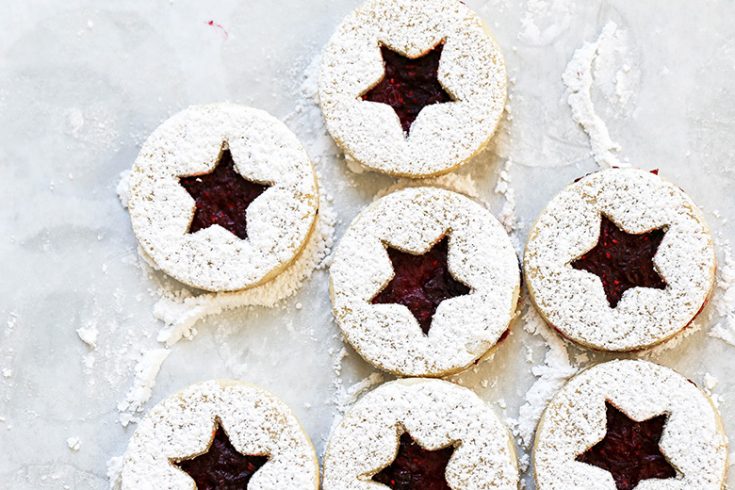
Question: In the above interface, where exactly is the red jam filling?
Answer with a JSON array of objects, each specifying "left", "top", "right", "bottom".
[
  {"left": 371, "top": 237, "right": 471, "bottom": 334},
  {"left": 571, "top": 215, "right": 667, "bottom": 307},
  {"left": 179, "top": 148, "right": 270, "bottom": 240},
  {"left": 372, "top": 433, "right": 454, "bottom": 490},
  {"left": 576, "top": 402, "right": 676, "bottom": 490},
  {"left": 175, "top": 425, "right": 268, "bottom": 490},
  {"left": 361, "top": 43, "right": 453, "bottom": 134}
]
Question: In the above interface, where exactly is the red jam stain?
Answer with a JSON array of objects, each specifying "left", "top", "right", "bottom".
[
  {"left": 175, "top": 425, "right": 268, "bottom": 490},
  {"left": 372, "top": 236, "right": 471, "bottom": 334},
  {"left": 576, "top": 402, "right": 676, "bottom": 490},
  {"left": 206, "top": 20, "right": 229, "bottom": 39},
  {"left": 179, "top": 148, "right": 270, "bottom": 240},
  {"left": 361, "top": 43, "right": 453, "bottom": 134},
  {"left": 372, "top": 433, "right": 454, "bottom": 490},
  {"left": 571, "top": 215, "right": 666, "bottom": 307}
]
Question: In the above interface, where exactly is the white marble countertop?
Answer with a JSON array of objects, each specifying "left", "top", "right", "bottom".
[{"left": 1, "top": 0, "right": 734, "bottom": 488}]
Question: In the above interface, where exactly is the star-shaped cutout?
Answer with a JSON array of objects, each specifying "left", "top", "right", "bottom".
[
  {"left": 371, "top": 236, "right": 471, "bottom": 334},
  {"left": 361, "top": 42, "right": 454, "bottom": 134},
  {"left": 576, "top": 402, "right": 677, "bottom": 490},
  {"left": 172, "top": 420, "right": 269, "bottom": 490},
  {"left": 371, "top": 432, "right": 455, "bottom": 490},
  {"left": 179, "top": 145, "right": 271, "bottom": 240},
  {"left": 571, "top": 215, "right": 667, "bottom": 307}
]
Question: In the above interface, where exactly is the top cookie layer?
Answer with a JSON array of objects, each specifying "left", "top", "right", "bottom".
[
  {"left": 121, "top": 380, "right": 319, "bottom": 490},
  {"left": 319, "top": 0, "right": 507, "bottom": 177},
  {"left": 534, "top": 360, "right": 728, "bottom": 490},
  {"left": 330, "top": 186, "right": 520, "bottom": 377},
  {"left": 129, "top": 103, "right": 319, "bottom": 292},
  {"left": 323, "top": 378, "right": 519, "bottom": 489},
  {"left": 524, "top": 168, "right": 715, "bottom": 351}
]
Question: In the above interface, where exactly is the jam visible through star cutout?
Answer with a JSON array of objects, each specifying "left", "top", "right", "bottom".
[
  {"left": 361, "top": 43, "right": 454, "bottom": 134},
  {"left": 371, "top": 236, "right": 471, "bottom": 334},
  {"left": 576, "top": 402, "right": 676, "bottom": 490},
  {"left": 372, "top": 432, "right": 454, "bottom": 490},
  {"left": 179, "top": 146, "right": 271, "bottom": 240},
  {"left": 571, "top": 215, "right": 667, "bottom": 307},
  {"left": 173, "top": 422, "right": 269, "bottom": 490}
]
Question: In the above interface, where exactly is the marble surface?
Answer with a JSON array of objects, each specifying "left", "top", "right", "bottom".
[{"left": 1, "top": 0, "right": 734, "bottom": 488}]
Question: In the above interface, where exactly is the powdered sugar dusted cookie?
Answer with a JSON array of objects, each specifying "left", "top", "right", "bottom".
[
  {"left": 129, "top": 103, "right": 319, "bottom": 292},
  {"left": 319, "top": 0, "right": 507, "bottom": 178},
  {"left": 524, "top": 168, "right": 715, "bottom": 351},
  {"left": 323, "top": 378, "right": 518, "bottom": 489},
  {"left": 121, "top": 380, "right": 319, "bottom": 490},
  {"left": 330, "top": 186, "right": 520, "bottom": 377},
  {"left": 534, "top": 360, "right": 728, "bottom": 490}
]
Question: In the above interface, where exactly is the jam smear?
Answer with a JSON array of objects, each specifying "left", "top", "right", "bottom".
[
  {"left": 180, "top": 147, "right": 270, "bottom": 240},
  {"left": 372, "top": 236, "right": 471, "bottom": 334},
  {"left": 576, "top": 402, "right": 676, "bottom": 490},
  {"left": 175, "top": 424, "right": 268, "bottom": 490},
  {"left": 361, "top": 43, "right": 453, "bottom": 134},
  {"left": 571, "top": 215, "right": 666, "bottom": 307},
  {"left": 372, "top": 433, "right": 454, "bottom": 490}
]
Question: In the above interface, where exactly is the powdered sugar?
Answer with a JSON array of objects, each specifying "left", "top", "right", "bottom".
[
  {"left": 322, "top": 378, "right": 518, "bottom": 489},
  {"left": 330, "top": 186, "right": 520, "bottom": 376},
  {"left": 562, "top": 22, "right": 631, "bottom": 168},
  {"left": 128, "top": 103, "right": 319, "bottom": 291},
  {"left": 319, "top": 0, "right": 507, "bottom": 177},
  {"left": 525, "top": 168, "right": 715, "bottom": 351},
  {"left": 534, "top": 360, "right": 728, "bottom": 489},
  {"left": 512, "top": 301, "right": 577, "bottom": 448},
  {"left": 120, "top": 380, "right": 318, "bottom": 489},
  {"left": 117, "top": 348, "right": 170, "bottom": 427},
  {"left": 710, "top": 242, "right": 735, "bottom": 346}
]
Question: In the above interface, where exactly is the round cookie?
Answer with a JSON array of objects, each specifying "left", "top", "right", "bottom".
[
  {"left": 319, "top": 0, "right": 507, "bottom": 178},
  {"left": 524, "top": 168, "right": 715, "bottom": 351},
  {"left": 534, "top": 360, "right": 728, "bottom": 490},
  {"left": 120, "top": 379, "right": 319, "bottom": 490},
  {"left": 323, "top": 378, "right": 519, "bottom": 489},
  {"left": 129, "top": 103, "right": 319, "bottom": 292},
  {"left": 330, "top": 186, "right": 520, "bottom": 377}
]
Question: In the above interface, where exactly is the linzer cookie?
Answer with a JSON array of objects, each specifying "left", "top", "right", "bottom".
[
  {"left": 534, "top": 360, "right": 728, "bottom": 490},
  {"left": 319, "top": 0, "right": 507, "bottom": 177},
  {"left": 330, "top": 186, "right": 520, "bottom": 377},
  {"left": 524, "top": 168, "right": 715, "bottom": 351},
  {"left": 120, "top": 380, "right": 319, "bottom": 490},
  {"left": 128, "top": 103, "right": 319, "bottom": 292},
  {"left": 323, "top": 378, "right": 519, "bottom": 490}
]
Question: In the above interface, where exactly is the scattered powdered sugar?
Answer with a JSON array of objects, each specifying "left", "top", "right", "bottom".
[
  {"left": 66, "top": 437, "right": 81, "bottom": 452},
  {"left": 330, "top": 186, "right": 520, "bottom": 376},
  {"left": 518, "top": 0, "right": 573, "bottom": 46},
  {"left": 494, "top": 158, "right": 520, "bottom": 234},
  {"left": 116, "top": 169, "right": 130, "bottom": 209},
  {"left": 709, "top": 242, "right": 735, "bottom": 346},
  {"left": 562, "top": 21, "right": 632, "bottom": 168},
  {"left": 107, "top": 456, "right": 123, "bottom": 490},
  {"left": 76, "top": 322, "right": 99, "bottom": 349},
  {"left": 120, "top": 380, "right": 318, "bottom": 489},
  {"left": 511, "top": 300, "right": 577, "bottom": 448},
  {"left": 117, "top": 348, "right": 170, "bottom": 427},
  {"left": 319, "top": 0, "right": 507, "bottom": 177},
  {"left": 153, "top": 192, "right": 335, "bottom": 346},
  {"left": 322, "top": 378, "right": 519, "bottom": 489},
  {"left": 534, "top": 360, "right": 728, "bottom": 489}
]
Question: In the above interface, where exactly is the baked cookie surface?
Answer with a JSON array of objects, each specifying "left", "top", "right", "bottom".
[
  {"left": 120, "top": 379, "right": 319, "bottom": 490},
  {"left": 319, "top": 0, "right": 507, "bottom": 177},
  {"left": 323, "top": 378, "right": 519, "bottom": 490},
  {"left": 129, "top": 103, "right": 319, "bottom": 292},
  {"left": 524, "top": 168, "right": 715, "bottom": 351},
  {"left": 330, "top": 186, "right": 520, "bottom": 377},
  {"left": 534, "top": 360, "right": 728, "bottom": 490}
]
